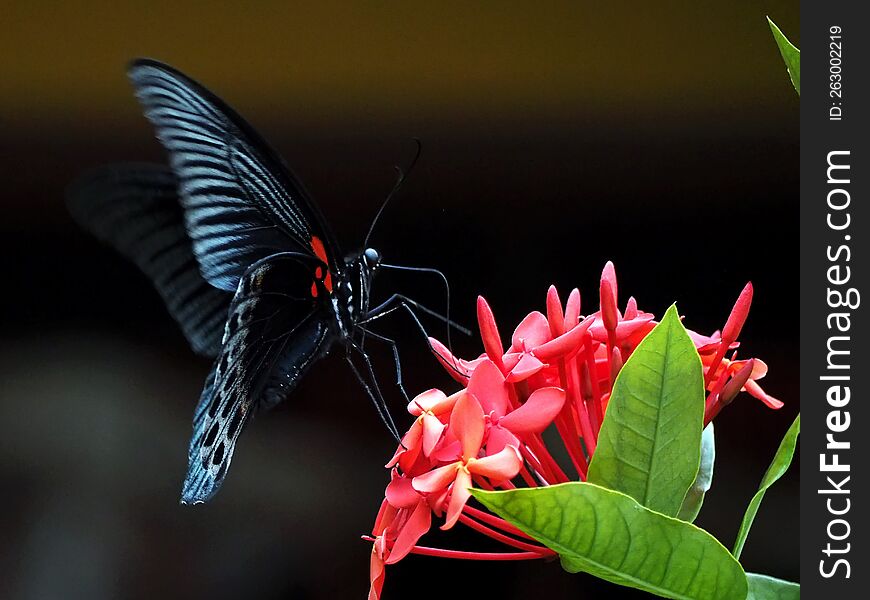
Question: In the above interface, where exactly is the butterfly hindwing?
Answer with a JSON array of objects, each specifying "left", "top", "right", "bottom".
[
  {"left": 181, "top": 252, "right": 335, "bottom": 504},
  {"left": 128, "top": 59, "right": 343, "bottom": 293},
  {"left": 66, "top": 163, "right": 232, "bottom": 357}
]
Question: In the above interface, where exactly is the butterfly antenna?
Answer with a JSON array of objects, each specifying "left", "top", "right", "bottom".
[{"left": 363, "top": 138, "right": 422, "bottom": 249}]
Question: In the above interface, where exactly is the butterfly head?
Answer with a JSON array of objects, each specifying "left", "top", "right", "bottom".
[{"left": 363, "top": 247, "right": 382, "bottom": 271}]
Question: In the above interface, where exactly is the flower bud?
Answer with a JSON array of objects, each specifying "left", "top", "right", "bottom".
[
  {"left": 722, "top": 282, "right": 753, "bottom": 343},
  {"left": 476, "top": 296, "right": 504, "bottom": 369}
]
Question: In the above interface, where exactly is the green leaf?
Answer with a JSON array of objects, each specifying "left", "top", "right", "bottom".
[
  {"left": 588, "top": 304, "right": 705, "bottom": 516},
  {"left": 472, "top": 483, "right": 747, "bottom": 600},
  {"left": 746, "top": 573, "right": 800, "bottom": 600},
  {"left": 768, "top": 17, "right": 800, "bottom": 95},
  {"left": 733, "top": 415, "right": 800, "bottom": 558},
  {"left": 678, "top": 423, "right": 716, "bottom": 522}
]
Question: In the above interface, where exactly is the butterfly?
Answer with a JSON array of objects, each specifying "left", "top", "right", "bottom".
[{"left": 67, "top": 59, "right": 454, "bottom": 504}]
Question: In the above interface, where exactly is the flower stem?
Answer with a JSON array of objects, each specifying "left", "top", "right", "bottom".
[
  {"left": 472, "top": 476, "right": 495, "bottom": 491},
  {"left": 360, "top": 535, "right": 551, "bottom": 561},
  {"left": 555, "top": 359, "right": 590, "bottom": 479},
  {"left": 525, "top": 433, "right": 570, "bottom": 483},
  {"left": 518, "top": 445, "right": 552, "bottom": 482},
  {"left": 458, "top": 514, "right": 555, "bottom": 555},
  {"left": 517, "top": 464, "right": 539, "bottom": 488},
  {"left": 704, "top": 345, "right": 729, "bottom": 387},
  {"left": 582, "top": 340, "right": 604, "bottom": 430},
  {"left": 462, "top": 505, "right": 535, "bottom": 540},
  {"left": 408, "top": 546, "right": 552, "bottom": 561},
  {"left": 567, "top": 360, "right": 597, "bottom": 454},
  {"left": 554, "top": 411, "right": 588, "bottom": 479}
]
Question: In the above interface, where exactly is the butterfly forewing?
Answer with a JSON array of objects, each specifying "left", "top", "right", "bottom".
[
  {"left": 182, "top": 253, "right": 335, "bottom": 504},
  {"left": 128, "top": 59, "right": 344, "bottom": 292},
  {"left": 67, "top": 163, "right": 232, "bottom": 357}
]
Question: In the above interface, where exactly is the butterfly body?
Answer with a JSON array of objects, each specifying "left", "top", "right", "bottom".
[{"left": 69, "top": 59, "right": 394, "bottom": 504}]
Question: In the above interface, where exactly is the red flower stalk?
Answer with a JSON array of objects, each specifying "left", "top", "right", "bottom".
[{"left": 366, "top": 263, "right": 781, "bottom": 598}]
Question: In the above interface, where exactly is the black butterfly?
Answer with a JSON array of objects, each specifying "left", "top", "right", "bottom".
[{"left": 68, "top": 59, "right": 456, "bottom": 504}]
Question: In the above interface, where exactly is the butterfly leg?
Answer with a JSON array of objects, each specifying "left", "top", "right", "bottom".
[
  {"left": 363, "top": 294, "right": 471, "bottom": 336},
  {"left": 360, "top": 296, "right": 468, "bottom": 381},
  {"left": 357, "top": 327, "right": 410, "bottom": 404},
  {"left": 345, "top": 341, "right": 402, "bottom": 442}
]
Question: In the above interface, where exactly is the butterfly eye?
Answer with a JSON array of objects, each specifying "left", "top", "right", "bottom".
[{"left": 363, "top": 248, "right": 381, "bottom": 268}]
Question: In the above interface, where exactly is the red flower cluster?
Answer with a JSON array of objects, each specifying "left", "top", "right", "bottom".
[{"left": 366, "top": 262, "right": 781, "bottom": 599}]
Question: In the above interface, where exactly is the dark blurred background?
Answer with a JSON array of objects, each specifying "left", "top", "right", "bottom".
[{"left": 0, "top": 2, "right": 799, "bottom": 599}]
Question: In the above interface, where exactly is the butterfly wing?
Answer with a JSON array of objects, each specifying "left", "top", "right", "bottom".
[
  {"left": 128, "top": 58, "right": 344, "bottom": 293},
  {"left": 181, "top": 253, "right": 335, "bottom": 504},
  {"left": 67, "top": 163, "right": 232, "bottom": 357},
  {"left": 125, "top": 60, "right": 348, "bottom": 502}
]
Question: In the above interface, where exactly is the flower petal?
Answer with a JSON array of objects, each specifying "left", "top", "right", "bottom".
[
  {"left": 373, "top": 498, "right": 399, "bottom": 536},
  {"left": 427, "top": 487, "right": 450, "bottom": 516},
  {"left": 442, "top": 469, "right": 473, "bottom": 530},
  {"left": 467, "top": 359, "right": 509, "bottom": 417},
  {"left": 499, "top": 387, "right": 566, "bottom": 434},
  {"left": 450, "top": 391, "right": 485, "bottom": 459},
  {"left": 620, "top": 319, "right": 659, "bottom": 350},
  {"left": 431, "top": 438, "right": 462, "bottom": 462},
  {"left": 501, "top": 351, "right": 522, "bottom": 373},
  {"left": 421, "top": 413, "right": 447, "bottom": 456},
  {"left": 386, "top": 474, "right": 422, "bottom": 509},
  {"left": 486, "top": 425, "right": 520, "bottom": 455},
  {"left": 385, "top": 420, "right": 423, "bottom": 468},
  {"left": 369, "top": 542, "right": 386, "bottom": 600},
  {"left": 688, "top": 328, "right": 722, "bottom": 350},
  {"left": 468, "top": 445, "right": 522, "bottom": 480},
  {"left": 408, "top": 388, "right": 448, "bottom": 416},
  {"left": 731, "top": 357, "right": 768, "bottom": 380},
  {"left": 533, "top": 316, "right": 595, "bottom": 361},
  {"left": 506, "top": 352, "right": 546, "bottom": 382},
  {"left": 387, "top": 500, "right": 432, "bottom": 564},
  {"left": 429, "top": 337, "right": 479, "bottom": 383},
  {"left": 435, "top": 389, "right": 463, "bottom": 415},
  {"left": 589, "top": 314, "right": 655, "bottom": 343},
  {"left": 412, "top": 462, "right": 459, "bottom": 493},
  {"left": 744, "top": 379, "right": 784, "bottom": 409},
  {"left": 511, "top": 311, "right": 551, "bottom": 350}
]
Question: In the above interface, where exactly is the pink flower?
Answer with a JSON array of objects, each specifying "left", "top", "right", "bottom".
[
  {"left": 432, "top": 296, "right": 596, "bottom": 385},
  {"left": 468, "top": 359, "right": 566, "bottom": 453},
  {"left": 502, "top": 311, "right": 550, "bottom": 381},
  {"left": 365, "top": 262, "right": 783, "bottom": 597},
  {"left": 367, "top": 490, "right": 432, "bottom": 600},
  {"left": 386, "top": 389, "right": 460, "bottom": 473},
  {"left": 412, "top": 392, "right": 522, "bottom": 529}
]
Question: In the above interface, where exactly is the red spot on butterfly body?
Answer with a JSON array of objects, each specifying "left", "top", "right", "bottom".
[{"left": 310, "top": 235, "right": 333, "bottom": 297}]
